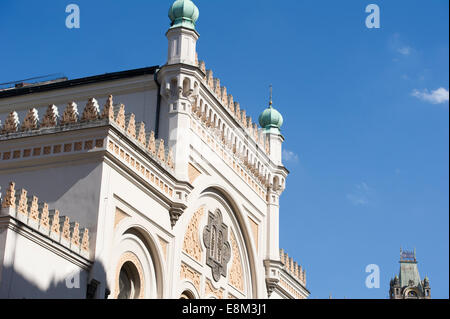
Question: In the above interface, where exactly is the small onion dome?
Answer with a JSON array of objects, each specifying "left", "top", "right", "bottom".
[
  {"left": 259, "top": 104, "right": 283, "bottom": 131},
  {"left": 168, "top": 0, "right": 199, "bottom": 30}
]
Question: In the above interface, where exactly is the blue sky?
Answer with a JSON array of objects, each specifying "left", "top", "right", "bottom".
[{"left": 1, "top": 1, "right": 448, "bottom": 299}]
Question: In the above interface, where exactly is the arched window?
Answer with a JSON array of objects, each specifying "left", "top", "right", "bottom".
[
  {"left": 180, "top": 290, "right": 196, "bottom": 299},
  {"left": 117, "top": 261, "right": 141, "bottom": 299}
]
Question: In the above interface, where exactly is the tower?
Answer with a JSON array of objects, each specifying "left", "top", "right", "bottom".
[
  {"left": 389, "top": 249, "right": 431, "bottom": 299},
  {"left": 158, "top": 0, "right": 201, "bottom": 182}
]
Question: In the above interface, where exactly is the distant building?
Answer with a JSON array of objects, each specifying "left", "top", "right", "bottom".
[{"left": 389, "top": 249, "right": 431, "bottom": 299}]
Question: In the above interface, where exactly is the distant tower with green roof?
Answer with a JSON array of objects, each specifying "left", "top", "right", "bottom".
[{"left": 389, "top": 249, "right": 431, "bottom": 299}]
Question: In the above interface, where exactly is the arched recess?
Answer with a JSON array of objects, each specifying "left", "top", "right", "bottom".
[
  {"left": 111, "top": 223, "right": 165, "bottom": 299},
  {"left": 179, "top": 185, "right": 258, "bottom": 298}
]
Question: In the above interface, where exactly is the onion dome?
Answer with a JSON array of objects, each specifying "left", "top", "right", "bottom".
[
  {"left": 259, "top": 86, "right": 283, "bottom": 132},
  {"left": 168, "top": 0, "right": 199, "bottom": 30}
]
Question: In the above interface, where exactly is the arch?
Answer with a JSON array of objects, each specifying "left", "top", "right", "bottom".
[
  {"left": 179, "top": 183, "right": 259, "bottom": 298},
  {"left": 182, "top": 77, "right": 191, "bottom": 97},
  {"left": 199, "top": 187, "right": 258, "bottom": 298},
  {"left": 113, "top": 222, "right": 166, "bottom": 299}
]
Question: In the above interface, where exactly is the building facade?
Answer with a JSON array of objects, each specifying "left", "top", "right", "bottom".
[
  {"left": 0, "top": 0, "right": 309, "bottom": 299},
  {"left": 389, "top": 249, "right": 431, "bottom": 299}
]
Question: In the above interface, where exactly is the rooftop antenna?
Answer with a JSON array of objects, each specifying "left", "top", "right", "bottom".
[{"left": 0, "top": 73, "right": 66, "bottom": 88}]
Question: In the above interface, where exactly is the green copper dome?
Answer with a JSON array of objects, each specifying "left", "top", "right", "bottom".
[
  {"left": 168, "top": 0, "right": 199, "bottom": 30},
  {"left": 259, "top": 105, "right": 283, "bottom": 131}
]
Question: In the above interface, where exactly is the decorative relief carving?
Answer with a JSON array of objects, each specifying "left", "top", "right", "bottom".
[
  {"left": 29, "top": 196, "right": 39, "bottom": 221},
  {"left": 71, "top": 222, "right": 80, "bottom": 247},
  {"left": 40, "top": 203, "right": 50, "bottom": 229},
  {"left": 115, "top": 104, "right": 126, "bottom": 129},
  {"left": 62, "top": 216, "right": 71, "bottom": 241},
  {"left": 17, "top": 189, "right": 28, "bottom": 217},
  {"left": 60, "top": 102, "right": 79, "bottom": 125},
  {"left": 248, "top": 218, "right": 259, "bottom": 251},
  {"left": 157, "top": 139, "right": 165, "bottom": 162},
  {"left": 205, "top": 279, "right": 224, "bottom": 299},
  {"left": 81, "top": 229, "right": 89, "bottom": 252},
  {"left": 229, "top": 230, "right": 244, "bottom": 293},
  {"left": 126, "top": 114, "right": 136, "bottom": 139},
  {"left": 114, "top": 208, "right": 130, "bottom": 230},
  {"left": 102, "top": 95, "right": 115, "bottom": 121},
  {"left": 137, "top": 122, "right": 147, "bottom": 146},
  {"left": 41, "top": 105, "right": 59, "bottom": 128},
  {"left": 2, "top": 182, "right": 16, "bottom": 208},
  {"left": 203, "top": 209, "right": 231, "bottom": 282},
  {"left": 167, "top": 148, "right": 175, "bottom": 170},
  {"left": 180, "top": 262, "right": 201, "bottom": 294},
  {"left": 114, "top": 252, "right": 145, "bottom": 299},
  {"left": 148, "top": 131, "right": 156, "bottom": 156},
  {"left": 22, "top": 108, "right": 39, "bottom": 131},
  {"left": 182, "top": 206, "right": 205, "bottom": 262},
  {"left": 2, "top": 111, "right": 20, "bottom": 133},
  {"left": 50, "top": 210, "right": 60, "bottom": 235},
  {"left": 82, "top": 98, "right": 100, "bottom": 121},
  {"left": 188, "top": 163, "right": 202, "bottom": 184}
]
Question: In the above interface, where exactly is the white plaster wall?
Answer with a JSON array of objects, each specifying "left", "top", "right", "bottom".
[
  {"left": 0, "top": 161, "right": 103, "bottom": 230},
  {"left": 0, "top": 229, "right": 88, "bottom": 299},
  {"left": 94, "top": 161, "right": 170, "bottom": 299}
]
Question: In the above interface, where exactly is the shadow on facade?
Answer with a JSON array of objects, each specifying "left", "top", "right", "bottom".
[{"left": 0, "top": 260, "right": 109, "bottom": 299}]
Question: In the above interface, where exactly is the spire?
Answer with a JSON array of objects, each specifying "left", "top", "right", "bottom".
[{"left": 269, "top": 84, "right": 273, "bottom": 108}]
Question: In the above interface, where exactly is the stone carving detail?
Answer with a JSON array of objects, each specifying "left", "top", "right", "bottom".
[
  {"left": 203, "top": 209, "right": 231, "bottom": 282},
  {"left": 17, "top": 189, "right": 28, "bottom": 216},
  {"left": 2, "top": 182, "right": 16, "bottom": 208},
  {"left": 206, "top": 70, "right": 214, "bottom": 89},
  {"left": 22, "top": 108, "right": 39, "bottom": 131},
  {"left": 62, "top": 216, "right": 71, "bottom": 240},
  {"left": 157, "top": 139, "right": 165, "bottom": 162},
  {"left": 137, "top": 122, "right": 147, "bottom": 146},
  {"left": 180, "top": 263, "right": 201, "bottom": 294},
  {"left": 50, "top": 210, "right": 61, "bottom": 235},
  {"left": 41, "top": 105, "right": 59, "bottom": 128},
  {"left": 126, "top": 114, "right": 136, "bottom": 139},
  {"left": 81, "top": 229, "right": 89, "bottom": 251},
  {"left": 205, "top": 279, "right": 224, "bottom": 299},
  {"left": 60, "top": 102, "right": 79, "bottom": 125},
  {"left": 40, "top": 203, "right": 50, "bottom": 229},
  {"left": 147, "top": 131, "right": 156, "bottom": 155},
  {"left": 229, "top": 230, "right": 244, "bottom": 292},
  {"left": 182, "top": 206, "right": 205, "bottom": 262},
  {"left": 188, "top": 163, "right": 202, "bottom": 184},
  {"left": 2, "top": 111, "right": 20, "bottom": 133},
  {"left": 102, "top": 95, "right": 115, "bottom": 121},
  {"left": 228, "top": 95, "right": 234, "bottom": 114},
  {"left": 114, "top": 252, "right": 145, "bottom": 299},
  {"left": 199, "top": 61, "right": 206, "bottom": 74},
  {"left": 167, "top": 148, "right": 175, "bottom": 170},
  {"left": 235, "top": 103, "right": 241, "bottom": 122},
  {"left": 115, "top": 104, "right": 126, "bottom": 129},
  {"left": 82, "top": 98, "right": 100, "bottom": 121},
  {"left": 29, "top": 196, "right": 39, "bottom": 221},
  {"left": 71, "top": 223, "right": 80, "bottom": 247}
]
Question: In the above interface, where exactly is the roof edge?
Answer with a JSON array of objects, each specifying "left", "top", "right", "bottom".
[{"left": 0, "top": 66, "right": 160, "bottom": 99}]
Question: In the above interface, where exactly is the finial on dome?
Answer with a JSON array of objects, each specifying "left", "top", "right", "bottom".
[
  {"left": 168, "top": 0, "right": 199, "bottom": 31},
  {"left": 269, "top": 84, "right": 273, "bottom": 107}
]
